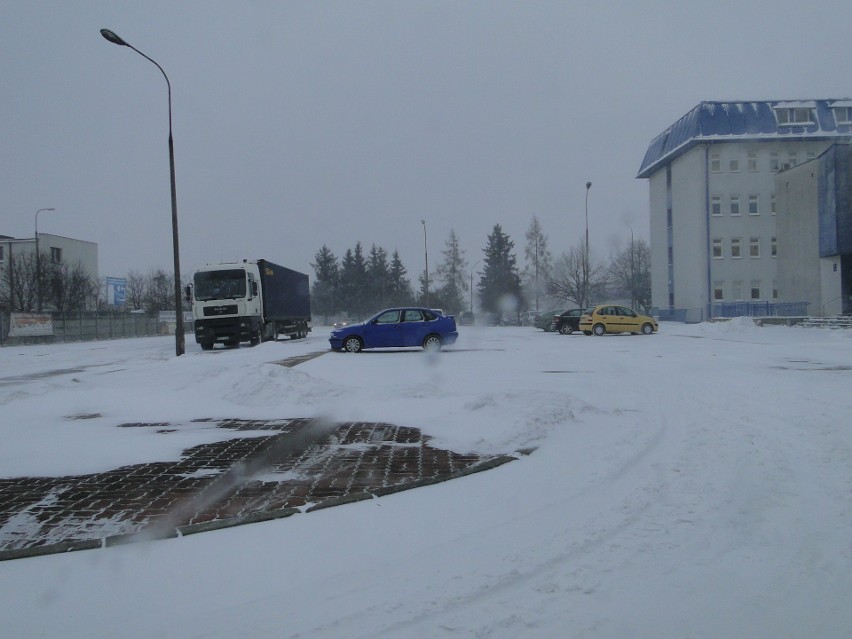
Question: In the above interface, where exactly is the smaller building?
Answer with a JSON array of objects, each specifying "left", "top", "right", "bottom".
[
  {"left": 776, "top": 144, "right": 852, "bottom": 315},
  {"left": 0, "top": 232, "right": 99, "bottom": 310}
]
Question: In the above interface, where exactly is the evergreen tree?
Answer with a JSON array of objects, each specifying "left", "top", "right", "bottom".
[
  {"left": 366, "top": 244, "right": 390, "bottom": 310},
  {"left": 310, "top": 245, "right": 340, "bottom": 319},
  {"left": 523, "top": 216, "right": 553, "bottom": 312},
  {"left": 436, "top": 229, "right": 467, "bottom": 315},
  {"left": 338, "top": 242, "right": 369, "bottom": 317},
  {"left": 386, "top": 250, "right": 413, "bottom": 307},
  {"left": 477, "top": 224, "right": 523, "bottom": 317}
]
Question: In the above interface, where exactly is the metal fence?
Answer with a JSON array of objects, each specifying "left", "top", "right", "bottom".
[
  {"left": 711, "top": 301, "right": 809, "bottom": 318},
  {"left": 0, "top": 311, "right": 192, "bottom": 347},
  {"left": 653, "top": 302, "right": 810, "bottom": 323}
]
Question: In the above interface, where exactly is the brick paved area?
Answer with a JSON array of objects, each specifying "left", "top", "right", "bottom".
[{"left": 0, "top": 417, "right": 514, "bottom": 560}]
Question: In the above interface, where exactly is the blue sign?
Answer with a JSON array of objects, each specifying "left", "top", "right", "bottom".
[{"left": 106, "top": 277, "right": 126, "bottom": 306}]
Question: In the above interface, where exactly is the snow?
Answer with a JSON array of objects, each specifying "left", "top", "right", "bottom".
[{"left": 1, "top": 322, "right": 851, "bottom": 638}]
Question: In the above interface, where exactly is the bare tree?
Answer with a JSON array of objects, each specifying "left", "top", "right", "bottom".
[
  {"left": 144, "top": 268, "right": 174, "bottom": 313},
  {"left": 48, "top": 261, "right": 97, "bottom": 312},
  {"left": 547, "top": 242, "right": 608, "bottom": 309},
  {"left": 1, "top": 252, "right": 38, "bottom": 311},
  {"left": 608, "top": 238, "right": 652, "bottom": 312},
  {"left": 125, "top": 270, "right": 147, "bottom": 311},
  {"left": 523, "top": 216, "right": 552, "bottom": 311}
]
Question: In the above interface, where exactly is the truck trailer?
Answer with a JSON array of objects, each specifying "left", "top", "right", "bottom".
[{"left": 189, "top": 259, "right": 311, "bottom": 350}]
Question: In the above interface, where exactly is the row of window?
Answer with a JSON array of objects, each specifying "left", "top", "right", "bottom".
[
  {"left": 710, "top": 150, "right": 817, "bottom": 173},
  {"left": 0, "top": 245, "right": 63, "bottom": 263},
  {"left": 712, "top": 236, "right": 777, "bottom": 259},
  {"left": 711, "top": 193, "right": 776, "bottom": 216},
  {"left": 713, "top": 281, "right": 778, "bottom": 302},
  {"left": 774, "top": 105, "right": 852, "bottom": 126}
]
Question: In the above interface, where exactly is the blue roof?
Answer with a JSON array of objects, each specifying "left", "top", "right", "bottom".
[{"left": 637, "top": 100, "right": 852, "bottom": 178}]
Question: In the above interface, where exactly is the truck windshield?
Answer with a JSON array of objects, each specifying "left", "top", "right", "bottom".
[{"left": 193, "top": 269, "right": 247, "bottom": 301}]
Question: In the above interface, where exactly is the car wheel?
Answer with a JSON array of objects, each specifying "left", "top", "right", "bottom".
[
  {"left": 544, "top": 321, "right": 556, "bottom": 332},
  {"left": 343, "top": 336, "right": 363, "bottom": 353},
  {"left": 593, "top": 323, "right": 606, "bottom": 336},
  {"left": 641, "top": 323, "right": 654, "bottom": 335},
  {"left": 422, "top": 334, "right": 442, "bottom": 351},
  {"left": 559, "top": 323, "right": 573, "bottom": 335}
]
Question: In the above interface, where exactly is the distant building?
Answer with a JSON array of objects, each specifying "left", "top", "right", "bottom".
[
  {"left": 776, "top": 144, "right": 852, "bottom": 316},
  {"left": 0, "top": 232, "right": 99, "bottom": 308},
  {"left": 638, "top": 100, "right": 852, "bottom": 318}
]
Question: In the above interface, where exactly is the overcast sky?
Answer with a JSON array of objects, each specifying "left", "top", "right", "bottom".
[{"left": 3, "top": 1, "right": 852, "bottom": 282}]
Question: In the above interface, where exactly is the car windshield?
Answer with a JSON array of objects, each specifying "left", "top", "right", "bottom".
[{"left": 193, "top": 269, "right": 247, "bottom": 301}]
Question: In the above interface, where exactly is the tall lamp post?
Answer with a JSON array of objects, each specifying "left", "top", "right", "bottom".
[
  {"left": 421, "top": 219, "right": 428, "bottom": 307},
  {"left": 470, "top": 260, "right": 480, "bottom": 313},
  {"left": 584, "top": 181, "right": 592, "bottom": 308},
  {"left": 626, "top": 222, "right": 635, "bottom": 310},
  {"left": 34, "top": 207, "right": 56, "bottom": 312},
  {"left": 100, "top": 28, "right": 184, "bottom": 356}
]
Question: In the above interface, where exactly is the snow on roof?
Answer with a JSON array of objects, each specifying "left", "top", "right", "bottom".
[{"left": 637, "top": 99, "right": 852, "bottom": 178}]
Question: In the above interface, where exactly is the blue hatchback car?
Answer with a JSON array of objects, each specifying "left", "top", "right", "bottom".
[{"left": 329, "top": 307, "right": 458, "bottom": 352}]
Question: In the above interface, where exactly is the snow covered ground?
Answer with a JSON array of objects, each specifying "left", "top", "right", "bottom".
[{"left": 1, "top": 321, "right": 851, "bottom": 638}]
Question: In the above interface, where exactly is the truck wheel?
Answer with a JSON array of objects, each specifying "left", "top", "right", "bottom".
[{"left": 201, "top": 342, "right": 214, "bottom": 351}]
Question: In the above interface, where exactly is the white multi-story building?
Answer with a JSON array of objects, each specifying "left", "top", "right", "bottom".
[
  {"left": 0, "top": 232, "right": 99, "bottom": 309},
  {"left": 637, "top": 100, "right": 852, "bottom": 319}
]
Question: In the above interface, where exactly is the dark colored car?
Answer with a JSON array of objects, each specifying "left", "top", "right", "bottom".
[
  {"left": 553, "top": 308, "right": 584, "bottom": 335},
  {"left": 329, "top": 307, "right": 458, "bottom": 352},
  {"left": 535, "top": 310, "right": 564, "bottom": 332}
]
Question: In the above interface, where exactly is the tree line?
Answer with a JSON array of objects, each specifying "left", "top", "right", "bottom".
[
  {"left": 2, "top": 218, "right": 651, "bottom": 319},
  {"left": 311, "top": 217, "right": 651, "bottom": 321}
]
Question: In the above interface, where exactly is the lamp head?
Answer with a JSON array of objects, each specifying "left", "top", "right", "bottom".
[
  {"left": 586, "top": 181, "right": 592, "bottom": 190},
  {"left": 100, "top": 29, "right": 129, "bottom": 47}
]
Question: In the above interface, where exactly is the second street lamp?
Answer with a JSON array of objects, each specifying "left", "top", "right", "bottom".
[
  {"left": 421, "top": 220, "right": 429, "bottom": 307},
  {"left": 100, "top": 28, "right": 185, "bottom": 356},
  {"left": 584, "top": 181, "right": 592, "bottom": 308}
]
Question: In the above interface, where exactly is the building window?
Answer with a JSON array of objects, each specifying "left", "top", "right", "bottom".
[
  {"left": 711, "top": 196, "right": 722, "bottom": 216},
  {"left": 712, "top": 238, "right": 723, "bottom": 258},
  {"left": 729, "top": 157, "right": 740, "bottom": 172},
  {"left": 730, "top": 196, "right": 741, "bottom": 216},
  {"left": 710, "top": 153, "right": 721, "bottom": 172},
  {"left": 769, "top": 152, "right": 780, "bottom": 172},
  {"left": 747, "top": 152, "right": 758, "bottom": 172},
  {"left": 787, "top": 151, "right": 798, "bottom": 168},
  {"left": 833, "top": 106, "right": 852, "bottom": 124},
  {"left": 748, "top": 195, "right": 759, "bottom": 215},
  {"left": 775, "top": 107, "right": 814, "bottom": 125},
  {"left": 771, "top": 236, "right": 777, "bottom": 257},
  {"left": 751, "top": 283, "right": 761, "bottom": 300},
  {"left": 771, "top": 193, "right": 776, "bottom": 215},
  {"left": 731, "top": 238, "right": 742, "bottom": 258},
  {"left": 749, "top": 237, "right": 760, "bottom": 258},
  {"left": 733, "top": 280, "right": 743, "bottom": 300},
  {"left": 714, "top": 284, "right": 724, "bottom": 301},
  {"left": 50, "top": 247, "right": 62, "bottom": 263}
]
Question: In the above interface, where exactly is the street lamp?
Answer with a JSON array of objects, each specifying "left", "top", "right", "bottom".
[
  {"left": 584, "top": 181, "right": 592, "bottom": 308},
  {"left": 34, "top": 207, "right": 56, "bottom": 312},
  {"left": 100, "top": 28, "right": 185, "bottom": 356},
  {"left": 421, "top": 220, "right": 428, "bottom": 307},
  {"left": 470, "top": 260, "right": 480, "bottom": 313},
  {"left": 626, "top": 222, "right": 635, "bottom": 310}
]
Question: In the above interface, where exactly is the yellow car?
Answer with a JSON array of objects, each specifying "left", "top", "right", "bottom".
[{"left": 579, "top": 304, "right": 658, "bottom": 336}]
